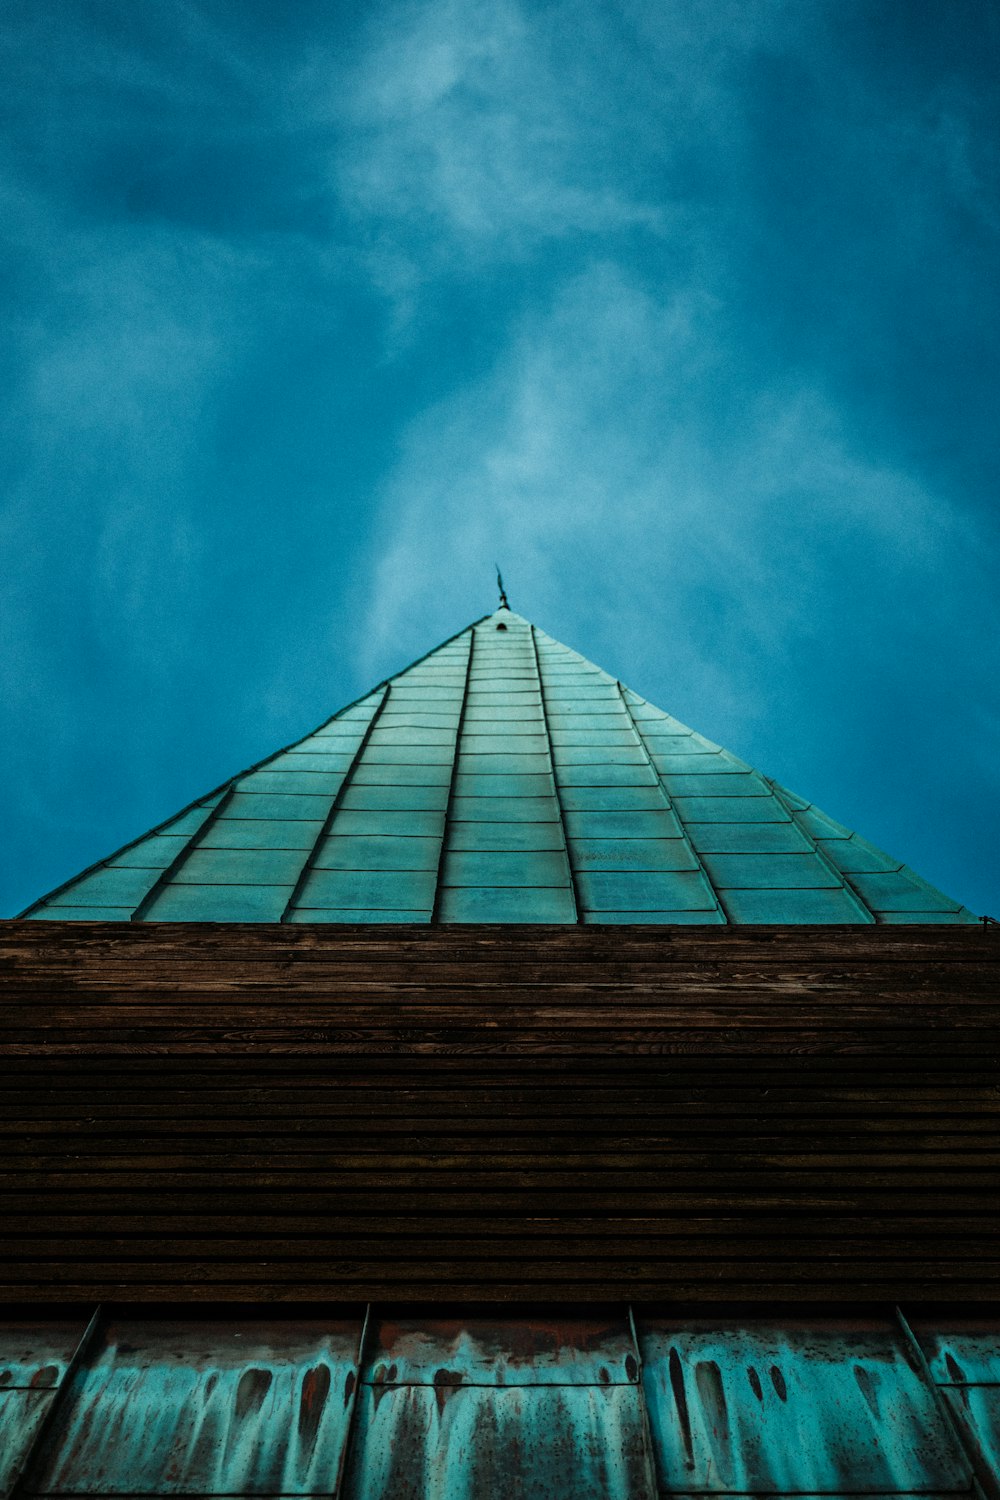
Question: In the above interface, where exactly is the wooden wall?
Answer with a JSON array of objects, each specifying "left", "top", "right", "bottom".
[{"left": 1, "top": 921, "right": 998, "bottom": 1302}]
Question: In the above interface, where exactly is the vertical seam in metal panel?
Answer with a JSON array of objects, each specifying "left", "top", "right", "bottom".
[
  {"left": 617, "top": 682, "right": 731, "bottom": 924},
  {"left": 333, "top": 1303, "right": 373, "bottom": 1500},
  {"left": 431, "top": 626, "right": 476, "bottom": 925},
  {"left": 531, "top": 624, "right": 583, "bottom": 923},
  {"left": 627, "top": 1304, "right": 662, "bottom": 1500},
  {"left": 130, "top": 785, "right": 240, "bottom": 921},
  {"left": 8, "top": 1303, "right": 105, "bottom": 1499},
  {"left": 767, "top": 778, "right": 879, "bottom": 924},
  {"left": 894, "top": 1305, "right": 979, "bottom": 1491},
  {"left": 279, "top": 686, "right": 392, "bottom": 923}
]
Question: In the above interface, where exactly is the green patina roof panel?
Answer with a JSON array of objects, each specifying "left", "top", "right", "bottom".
[
  {"left": 639, "top": 1315, "right": 967, "bottom": 1493},
  {"left": 21, "top": 611, "right": 978, "bottom": 925},
  {"left": 6, "top": 1310, "right": 996, "bottom": 1499}
]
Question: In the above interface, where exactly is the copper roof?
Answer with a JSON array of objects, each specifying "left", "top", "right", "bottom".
[{"left": 21, "top": 611, "right": 976, "bottom": 924}]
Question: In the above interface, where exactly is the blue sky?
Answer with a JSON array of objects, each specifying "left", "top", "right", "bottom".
[{"left": 2, "top": 0, "right": 998, "bottom": 918}]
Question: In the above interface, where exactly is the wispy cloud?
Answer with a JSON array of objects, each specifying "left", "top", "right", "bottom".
[
  {"left": 334, "top": 0, "right": 667, "bottom": 255},
  {"left": 359, "top": 257, "right": 980, "bottom": 711}
]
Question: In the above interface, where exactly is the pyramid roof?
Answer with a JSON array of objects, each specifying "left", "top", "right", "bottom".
[{"left": 21, "top": 610, "right": 976, "bottom": 924}]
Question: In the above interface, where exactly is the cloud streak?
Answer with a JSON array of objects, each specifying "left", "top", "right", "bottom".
[
  {"left": 360, "top": 258, "right": 973, "bottom": 673},
  {"left": 335, "top": 0, "right": 672, "bottom": 255}
]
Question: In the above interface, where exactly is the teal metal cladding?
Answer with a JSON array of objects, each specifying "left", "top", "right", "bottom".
[
  {"left": 3, "top": 1309, "right": 998, "bottom": 1498},
  {"left": 21, "top": 611, "right": 977, "bottom": 925}
]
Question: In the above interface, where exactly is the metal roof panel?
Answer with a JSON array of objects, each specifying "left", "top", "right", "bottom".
[
  {"left": 638, "top": 1315, "right": 966, "bottom": 1493},
  {"left": 313, "top": 836, "right": 440, "bottom": 871},
  {"left": 0, "top": 1392, "right": 54, "bottom": 1495},
  {"left": 438, "top": 886, "right": 577, "bottom": 922},
  {"left": 22, "top": 613, "right": 975, "bottom": 925},
  {"left": 442, "top": 850, "right": 570, "bottom": 888},
  {"left": 29, "top": 1316, "right": 364, "bottom": 1495},
  {"left": 578, "top": 870, "right": 718, "bottom": 912},
  {"left": 344, "top": 1383, "right": 651, "bottom": 1500}
]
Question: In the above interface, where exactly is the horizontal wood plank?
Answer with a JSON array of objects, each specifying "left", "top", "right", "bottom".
[{"left": 2, "top": 920, "right": 998, "bottom": 1302}]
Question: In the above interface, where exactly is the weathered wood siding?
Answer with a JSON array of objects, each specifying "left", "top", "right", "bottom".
[{"left": 1, "top": 922, "right": 998, "bottom": 1302}]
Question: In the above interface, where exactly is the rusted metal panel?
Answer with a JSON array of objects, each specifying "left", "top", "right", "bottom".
[
  {"left": 0, "top": 1391, "right": 53, "bottom": 1496},
  {"left": 0, "top": 1317, "right": 87, "bottom": 1388},
  {"left": 637, "top": 1315, "right": 967, "bottom": 1493},
  {"left": 665, "top": 1494, "right": 961, "bottom": 1500},
  {"left": 0, "top": 1318, "right": 89, "bottom": 1497},
  {"left": 29, "top": 1315, "right": 364, "bottom": 1494},
  {"left": 345, "top": 1312, "right": 653, "bottom": 1500},
  {"left": 3, "top": 1309, "right": 1000, "bottom": 1497},
  {"left": 911, "top": 1315, "right": 1000, "bottom": 1384},
  {"left": 343, "top": 1383, "right": 654, "bottom": 1500},
  {"left": 909, "top": 1316, "right": 1000, "bottom": 1500},
  {"left": 366, "top": 1313, "right": 639, "bottom": 1386},
  {"left": 939, "top": 1387, "right": 1000, "bottom": 1499}
]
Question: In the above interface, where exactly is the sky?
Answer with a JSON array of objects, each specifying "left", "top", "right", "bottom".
[{"left": 2, "top": 0, "right": 998, "bottom": 919}]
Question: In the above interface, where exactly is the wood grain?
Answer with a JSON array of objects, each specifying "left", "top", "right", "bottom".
[{"left": 2, "top": 921, "right": 997, "bottom": 1302}]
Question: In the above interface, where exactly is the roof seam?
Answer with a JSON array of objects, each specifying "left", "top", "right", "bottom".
[
  {"left": 337, "top": 1303, "right": 373, "bottom": 1491},
  {"left": 130, "top": 785, "right": 241, "bottom": 923},
  {"left": 841, "top": 832, "right": 904, "bottom": 873},
  {"left": 9, "top": 1303, "right": 106, "bottom": 1494},
  {"left": 16, "top": 793, "right": 220, "bottom": 919},
  {"left": 431, "top": 626, "right": 477, "bottom": 925},
  {"left": 616, "top": 680, "right": 731, "bottom": 926},
  {"left": 280, "top": 684, "right": 393, "bottom": 924},
  {"left": 531, "top": 624, "right": 583, "bottom": 926},
  {"left": 766, "top": 779, "right": 879, "bottom": 925},
  {"left": 628, "top": 1302, "right": 662, "bottom": 1498}
]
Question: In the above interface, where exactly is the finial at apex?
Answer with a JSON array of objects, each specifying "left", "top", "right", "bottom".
[{"left": 495, "top": 566, "right": 510, "bottom": 610}]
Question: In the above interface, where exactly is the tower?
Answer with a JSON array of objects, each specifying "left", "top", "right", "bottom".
[{"left": 2, "top": 609, "right": 997, "bottom": 1498}]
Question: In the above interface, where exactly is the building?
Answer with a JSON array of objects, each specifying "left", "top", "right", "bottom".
[{"left": 2, "top": 606, "right": 998, "bottom": 1498}]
